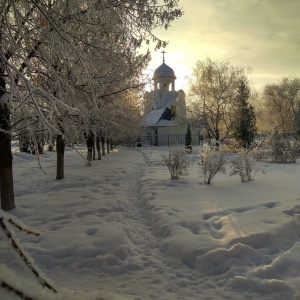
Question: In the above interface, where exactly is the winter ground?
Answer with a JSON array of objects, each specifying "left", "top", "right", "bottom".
[{"left": 1, "top": 144, "right": 300, "bottom": 300}]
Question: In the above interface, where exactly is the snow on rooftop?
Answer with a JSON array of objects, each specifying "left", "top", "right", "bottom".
[
  {"left": 141, "top": 108, "right": 175, "bottom": 127},
  {"left": 142, "top": 108, "right": 163, "bottom": 127}
]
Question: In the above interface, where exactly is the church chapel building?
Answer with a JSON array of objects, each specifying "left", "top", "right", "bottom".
[{"left": 140, "top": 56, "right": 192, "bottom": 146}]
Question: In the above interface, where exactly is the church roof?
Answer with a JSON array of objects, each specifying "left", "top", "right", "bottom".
[
  {"left": 142, "top": 108, "right": 165, "bottom": 127},
  {"left": 142, "top": 108, "right": 174, "bottom": 127},
  {"left": 152, "top": 62, "right": 176, "bottom": 80}
]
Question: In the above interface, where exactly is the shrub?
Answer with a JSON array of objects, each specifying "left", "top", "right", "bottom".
[
  {"left": 199, "top": 144, "right": 227, "bottom": 184},
  {"left": 269, "top": 133, "right": 300, "bottom": 163},
  {"left": 162, "top": 145, "right": 192, "bottom": 179},
  {"left": 185, "top": 145, "right": 192, "bottom": 153},
  {"left": 230, "top": 150, "right": 266, "bottom": 182},
  {"left": 221, "top": 139, "right": 241, "bottom": 153},
  {"left": 272, "top": 139, "right": 300, "bottom": 163}
]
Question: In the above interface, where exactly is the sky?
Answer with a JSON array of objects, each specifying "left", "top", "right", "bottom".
[
  {"left": 143, "top": 0, "right": 300, "bottom": 92},
  {"left": 2, "top": 144, "right": 300, "bottom": 299}
]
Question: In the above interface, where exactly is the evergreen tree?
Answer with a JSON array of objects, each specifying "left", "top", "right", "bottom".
[
  {"left": 233, "top": 80, "right": 257, "bottom": 148},
  {"left": 185, "top": 124, "right": 192, "bottom": 147}
]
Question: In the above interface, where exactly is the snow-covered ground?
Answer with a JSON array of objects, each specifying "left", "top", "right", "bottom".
[{"left": 1, "top": 144, "right": 300, "bottom": 299}]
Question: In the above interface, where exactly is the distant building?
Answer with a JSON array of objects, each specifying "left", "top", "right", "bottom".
[{"left": 140, "top": 54, "right": 191, "bottom": 146}]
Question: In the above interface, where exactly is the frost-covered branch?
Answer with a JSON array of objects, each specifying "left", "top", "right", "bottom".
[
  {"left": 0, "top": 213, "right": 56, "bottom": 293},
  {"left": 1, "top": 281, "right": 36, "bottom": 300},
  {"left": 1, "top": 0, "right": 183, "bottom": 211},
  {"left": 7, "top": 217, "right": 40, "bottom": 237}
]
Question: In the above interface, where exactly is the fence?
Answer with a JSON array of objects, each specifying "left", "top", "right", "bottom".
[
  {"left": 135, "top": 132, "right": 299, "bottom": 148},
  {"left": 136, "top": 134, "right": 203, "bottom": 147}
]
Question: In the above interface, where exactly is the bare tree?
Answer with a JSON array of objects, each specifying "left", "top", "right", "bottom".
[
  {"left": 188, "top": 58, "right": 250, "bottom": 148},
  {"left": 261, "top": 77, "right": 300, "bottom": 134}
]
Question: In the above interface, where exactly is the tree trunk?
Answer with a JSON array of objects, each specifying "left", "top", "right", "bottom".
[
  {"left": 215, "top": 129, "right": 220, "bottom": 150},
  {"left": 56, "top": 134, "right": 65, "bottom": 180},
  {"left": 92, "top": 137, "right": 96, "bottom": 160},
  {"left": 86, "top": 131, "right": 94, "bottom": 164},
  {"left": 101, "top": 136, "right": 105, "bottom": 156},
  {"left": 106, "top": 139, "right": 110, "bottom": 154},
  {"left": 96, "top": 135, "right": 102, "bottom": 160},
  {"left": 48, "top": 132, "right": 54, "bottom": 151},
  {"left": 0, "top": 76, "right": 15, "bottom": 211},
  {"left": 0, "top": 159, "right": 15, "bottom": 211}
]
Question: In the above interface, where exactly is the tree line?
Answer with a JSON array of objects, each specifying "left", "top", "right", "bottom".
[
  {"left": 0, "top": 0, "right": 183, "bottom": 211},
  {"left": 187, "top": 58, "right": 300, "bottom": 148}
]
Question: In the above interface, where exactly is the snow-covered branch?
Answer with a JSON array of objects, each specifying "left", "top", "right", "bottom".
[
  {"left": 1, "top": 281, "right": 36, "bottom": 300},
  {"left": 0, "top": 212, "right": 56, "bottom": 293}
]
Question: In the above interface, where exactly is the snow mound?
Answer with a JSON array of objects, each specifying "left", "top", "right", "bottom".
[
  {"left": 229, "top": 276, "right": 295, "bottom": 298},
  {"left": 195, "top": 243, "right": 259, "bottom": 275}
]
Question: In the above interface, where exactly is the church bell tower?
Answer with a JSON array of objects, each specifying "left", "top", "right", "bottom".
[{"left": 152, "top": 51, "right": 176, "bottom": 92}]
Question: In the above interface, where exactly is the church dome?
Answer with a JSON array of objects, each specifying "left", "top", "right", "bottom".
[{"left": 152, "top": 63, "right": 176, "bottom": 80}]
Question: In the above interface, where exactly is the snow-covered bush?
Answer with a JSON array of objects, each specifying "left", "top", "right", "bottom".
[
  {"left": 230, "top": 151, "right": 266, "bottom": 182},
  {"left": 252, "top": 133, "right": 300, "bottom": 163},
  {"left": 162, "top": 145, "right": 192, "bottom": 179},
  {"left": 269, "top": 134, "right": 300, "bottom": 163},
  {"left": 199, "top": 144, "right": 227, "bottom": 184},
  {"left": 185, "top": 145, "right": 192, "bottom": 153}
]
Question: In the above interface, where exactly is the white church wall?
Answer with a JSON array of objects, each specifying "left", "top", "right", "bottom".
[{"left": 140, "top": 58, "right": 197, "bottom": 146}]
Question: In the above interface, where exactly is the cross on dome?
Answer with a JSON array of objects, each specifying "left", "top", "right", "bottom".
[{"left": 161, "top": 50, "right": 166, "bottom": 63}]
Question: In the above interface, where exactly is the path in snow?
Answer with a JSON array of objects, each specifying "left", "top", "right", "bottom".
[
  {"left": 94, "top": 150, "right": 229, "bottom": 300},
  {"left": 94, "top": 151, "right": 196, "bottom": 299}
]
